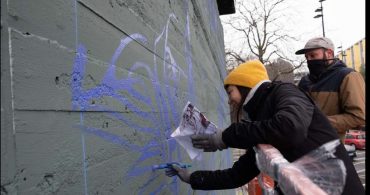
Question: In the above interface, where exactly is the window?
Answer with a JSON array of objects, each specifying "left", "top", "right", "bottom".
[
  {"left": 346, "top": 134, "right": 354, "bottom": 139},
  {"left": 358, "top": 134, "right": 366, "bottom": 139}
]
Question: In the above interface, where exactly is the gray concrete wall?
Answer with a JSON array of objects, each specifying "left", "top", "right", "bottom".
[{"left": 1, "top": 0, "right": 233, "bottom": 194}]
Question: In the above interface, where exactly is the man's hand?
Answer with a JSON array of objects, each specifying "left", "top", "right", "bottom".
[
  {"left": 191, "top": 129, "right": 227, "bottom": 152},
  {"left": 165, "top": 165, "right": 191, "bottom": 184}
]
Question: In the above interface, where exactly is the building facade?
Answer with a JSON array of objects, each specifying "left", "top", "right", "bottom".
[{"left": 336, "top": 38, "right": 366, "bottom": 72}]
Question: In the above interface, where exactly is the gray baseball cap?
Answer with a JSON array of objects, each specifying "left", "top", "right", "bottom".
[{"left": 295, "top": 37, "right": 335, "bottom": 55}]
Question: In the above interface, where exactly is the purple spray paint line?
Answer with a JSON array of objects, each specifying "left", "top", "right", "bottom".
[{"left": 152, "top": 162, "right": 191, "bottom": 171}]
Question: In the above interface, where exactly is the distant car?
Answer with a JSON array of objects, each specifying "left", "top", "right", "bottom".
[
  {"left": 344, "top": 131, "right": 366, "bottom": 150},
  {"left": 344, "top": 144, "right": 356, "bottom": 158}
]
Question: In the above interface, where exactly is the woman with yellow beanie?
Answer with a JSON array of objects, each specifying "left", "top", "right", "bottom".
[{"left": 165, "top": 60, "right": 364, "bottom": 194}]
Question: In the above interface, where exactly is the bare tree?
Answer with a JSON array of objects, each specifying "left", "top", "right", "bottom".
[
  {"left": 225, "top": 50, "right": 306, "bottom": 81},
  {"left": 225, "top": 49, "right": 257, "bottom": 70},
  {"left": 223, "top": 0, "right": 292, "bottom": 64},
  {"left": 225, "top": 49, "right": 245, "bottom": 67},
  {"left": 222, "top": 0, "right": 306, "bottom": 77}
]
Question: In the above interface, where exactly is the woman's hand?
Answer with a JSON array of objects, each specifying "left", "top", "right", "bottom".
[
  {"left": 191, "top": 129, "right": 227, "bottom": 152},
  {"left": 165, "top": 165, "right": 191, "bottom": 184}
]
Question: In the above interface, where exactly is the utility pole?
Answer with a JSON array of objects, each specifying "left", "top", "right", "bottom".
[{"left": 314, "top": 0, "right": 326, "bottom": 37}]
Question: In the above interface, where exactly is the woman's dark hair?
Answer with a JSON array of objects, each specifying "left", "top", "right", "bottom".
[
  {"left": 225, "top": 84, "right": 250, "bottom": 123},
  {"left": 236, "top": 86, "right": 250, "bottom": 122}
]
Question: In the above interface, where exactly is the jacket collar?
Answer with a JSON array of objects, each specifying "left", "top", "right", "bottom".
[
  {"left": 243, "top": 80, "right": 271, "bottom": 106},
  {"left": 243, "top": 81, "right": 274, "bottom": 119},
  {"left": 316, "top": 59, "right": 347, "bottom": 81}
]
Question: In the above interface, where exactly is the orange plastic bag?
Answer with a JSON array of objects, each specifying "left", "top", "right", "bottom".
[{"left": 247, "top": 173, "right": 275, "bottom": 195}]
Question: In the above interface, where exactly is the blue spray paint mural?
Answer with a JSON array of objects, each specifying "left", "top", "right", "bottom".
[{"left": 71, "top": 0, "right": 231, "bottom": 194}]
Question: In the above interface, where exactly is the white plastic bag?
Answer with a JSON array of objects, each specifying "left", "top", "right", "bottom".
[
  {"left": 254, "top": 139, "right": 346, "bottom": 195},
  {"left": 171, "top": 101, "right": 217, "bottom": 160}
]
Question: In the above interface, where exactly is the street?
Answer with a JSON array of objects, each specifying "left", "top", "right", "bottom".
[{"left": 353, "top": 149, "right": 366, "bottom": 189}]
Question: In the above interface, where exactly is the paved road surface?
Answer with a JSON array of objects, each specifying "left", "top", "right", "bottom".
[{"left": 353, "top": 149, "right": 365, "bottom": 189}]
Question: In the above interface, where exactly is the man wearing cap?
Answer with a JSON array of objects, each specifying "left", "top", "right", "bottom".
[{"left": 295, "top": 37, "right": 365, "bottom": 143}]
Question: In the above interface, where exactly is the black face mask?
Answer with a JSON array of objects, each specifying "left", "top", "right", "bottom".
[
  {"left": 307, "top": 58, "right": 334, "bottom": 81},
  {"left": 307, "top": 59, "right": 328, "bottom": 81}
]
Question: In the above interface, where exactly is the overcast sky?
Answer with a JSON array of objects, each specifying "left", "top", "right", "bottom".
[{"left": 220, "top": 0, "right": 365, "bottom": 66}]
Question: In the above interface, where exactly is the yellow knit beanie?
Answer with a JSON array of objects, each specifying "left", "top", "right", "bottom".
[{"left": 224, "top": 60, "right": 269, "bottom": 88}]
